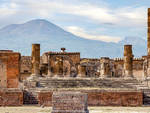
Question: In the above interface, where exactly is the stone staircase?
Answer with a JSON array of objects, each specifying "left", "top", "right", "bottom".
[
  {"left": 35, "top": 77, "right": 149, "bottom": 90},
  {"left": 23, "top": 90, "right": 38, "bottom": 105},
  {"left": 143, "top": 89, "right": 150, "bottom": 105}
]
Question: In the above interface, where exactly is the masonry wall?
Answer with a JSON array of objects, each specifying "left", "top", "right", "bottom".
[
  {"left": 38, "top": 90, "right": 143, "bottom": 107},
  {"left": 0, "top": 52, "right": 20, "bottom": 88},
  {"left": 20, "top": 56, "right": 31, "bottom": 81},
  {"left": 0, "top": 89, "right": 23, "bottom": 106}
]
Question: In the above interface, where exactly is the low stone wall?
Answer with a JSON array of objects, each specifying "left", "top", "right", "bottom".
[
  {"left": 86, "top": 91, "right": 143, "bottom": 106},
  {"left": 0, "top": 89, "right": 23, "bottom": 106},
  {"left": 51, "top": 92, "right": 89, "bottom": 113},
  {"left": 38, "top": 90, "right": 143, "bottom": 107},
  {"left": 38, "top": 91, "right": 53, "bottom": 106}
]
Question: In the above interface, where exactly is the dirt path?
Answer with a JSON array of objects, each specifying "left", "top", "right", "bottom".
[{"left": 0, "top": 106, "right": 150, "bottom": 113}]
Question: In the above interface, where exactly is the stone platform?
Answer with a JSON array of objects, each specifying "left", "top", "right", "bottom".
[
  {"left": 24, "top": 77, "right": 149, "bottom": 90},
  {"left": 37, "top": 89, "right": 143, "bottom": 107},
  {"left": 0, "top": 88, "right": 23, "bottom": 106}
]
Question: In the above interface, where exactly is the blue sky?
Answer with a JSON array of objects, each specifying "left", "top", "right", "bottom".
[{"left": 0, "top": 0, "right": 149, "bottom": 42}]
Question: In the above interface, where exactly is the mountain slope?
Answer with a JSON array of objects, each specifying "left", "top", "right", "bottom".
[{"left": 0, "top": 19, "right": 147, "bottom": 58}]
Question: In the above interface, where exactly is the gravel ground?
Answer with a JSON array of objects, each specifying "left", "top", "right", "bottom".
[{"left": 1, "top": 106, "right": 150, "bottom": 113}]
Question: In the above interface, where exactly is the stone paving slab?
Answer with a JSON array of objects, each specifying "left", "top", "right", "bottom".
[{"left": 1, "top": 106, "right": 150, "bottom": 113}]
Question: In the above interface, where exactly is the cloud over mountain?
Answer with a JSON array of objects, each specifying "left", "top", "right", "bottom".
[{"left": 0, "top": 19, "right": 147, "bottom": 58}]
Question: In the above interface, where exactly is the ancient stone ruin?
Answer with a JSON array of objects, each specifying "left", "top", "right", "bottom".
[
  {"left": 1, "top": 8, "right": 150, "bottom": 108},
  {"left": 51, "top": 92, "right": 89, "bottom": 113}
]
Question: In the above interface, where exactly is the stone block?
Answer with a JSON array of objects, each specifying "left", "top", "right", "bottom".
[
  {"left": 51, "top": 92, "right": 89, "bottom": 113},
  {"left": 0, "top": 89, "right": 23, "bottom": 106}
]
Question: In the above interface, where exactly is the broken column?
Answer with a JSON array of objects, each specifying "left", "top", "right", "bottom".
[
  {"left": 123, "top": 45, "right": 133, "bottom": 78},
  {"left": 100, "top": 57, "right": 110, "bottom": 78},
  {"left": 53, "top": 56, "right": 63, "bottom": 77},
  {"left": 78, "top": 65, "right": 86, "bottom": 77},
  {"left": 31, "top": 44, "right": 40, "bottom": 76}
]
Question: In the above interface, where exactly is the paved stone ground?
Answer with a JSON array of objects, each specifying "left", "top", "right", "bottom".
[{"left": 1, "top": 106, "right": 150, "bottom": 113}]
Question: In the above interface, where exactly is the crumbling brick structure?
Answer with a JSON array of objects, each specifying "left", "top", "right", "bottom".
[
  {"left": 100, "top": 57, "right": 111, "bottom": 78},
  {"left": 123, "top": 45, "right": 134, "bottom": 78},
  {"left": 31, "top": 44, "right": 40, "bottom": 76},
  {"left": 41, "top": 48, "right": 80, "bottom": 77},
  {"left": 51, "top": 92, "right": 89, "bottom": 113},
  {"left": 0, "top": 50, "right": 20, "bottom": 88}
]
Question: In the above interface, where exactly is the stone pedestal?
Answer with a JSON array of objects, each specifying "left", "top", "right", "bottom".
[
  {"left": 100, "top": 57, "right": 110, "bottom": 78},
  {"left": 78, "top": 65, "right": 86, "bottom": 77},
  {"left": 51, "top": 92, "right": 89, "bottom": 113},
  {"left": 31, "top": 44, "right": 40, "bottom": 76},
  {"left": 123, "top": 45, "right": 133, "bottom": 78}
]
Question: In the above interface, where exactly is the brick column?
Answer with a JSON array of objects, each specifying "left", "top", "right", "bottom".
[
  {"left": 100, "top": 57, "right": 110, "bottom": 78},
  {"left": 78, "top": 65, "right": 86, "bottom": 77},
  {"left": 31, "top": 44, "right": 40, "bottom": 76},
  {"left": 123, "top": 45, "right": 133, "bottom": 78}
]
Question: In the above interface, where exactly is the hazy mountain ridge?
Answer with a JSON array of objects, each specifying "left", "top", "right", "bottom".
[{"left": 0, "top": 19, "right": 147, "bottom": 58}]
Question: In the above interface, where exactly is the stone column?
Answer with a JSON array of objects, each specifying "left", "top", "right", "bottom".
[
  {"left": 47, "top": 55, "right": 52, "bottom": 77},
  {"left": 100, "top": 57, "right": 110, "bottom": 78},
  {"left": 54, "top": 57, "right": 63, "bottom": 77},
  {"left": 147, "top": 8, "right": 150, "bottom": 78},
  {"left": 148, "top": 8, "right": 150, "bottom": 55},
  {"left": 78, "top": 65, "right": 86, "bottom": 77},
  {"left": 31, "top": 44, "right": 40, "bottom": 76},
  {"left": 123, "top": 45, "right": 133, "bottom": 78}
]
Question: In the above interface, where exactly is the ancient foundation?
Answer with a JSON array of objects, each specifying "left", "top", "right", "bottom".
[
  {"left": 0, "top": 89, "right": 23, "bottom": 106},
  {"left": 51, "top": 92, "right": 89, "bottom": 113},
  {"left": 123, "top": 45, "right": 133, "bottom": 78},
  {"left": 31, "top": 44, "right": 40, "bottom": 76},
  {"left": 38, "top": 90, "right": 143, "bottom": 107}
]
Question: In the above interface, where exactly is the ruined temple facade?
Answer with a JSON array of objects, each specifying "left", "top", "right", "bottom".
[
  {"left": 1, "top": 8, "right": 150, "bottom": 88},
  {"left": 1, "top": 8, "right": 150, "bottom": 107}
]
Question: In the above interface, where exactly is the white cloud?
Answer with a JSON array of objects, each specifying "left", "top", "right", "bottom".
[
  {"left": 9, "top": 0, "right": 146, "bottom": 27},
  {"left": 0, "top": 2, "right": 17, "bottom": 17},
  {"left": 65, "top": 26, "right": 121, "bottom": 43},
  {"left": 0, "top": 0, "right": 147, "bottom": 41}
]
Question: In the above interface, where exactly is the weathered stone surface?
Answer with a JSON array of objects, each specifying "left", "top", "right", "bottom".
[
  {"left": 0, "top": 51, "right": 20, "bottom": 88},
  {"left": 51, "top": 92, "right": 89, "bottom": 113},
  {"left": 87, "top": 91, "right": 142, "bottom": 106},
  {"left": 31, "top": 44, "right": 40, "bottom": 76},
  {"left": 78, "top": 65, "right": 86, "bottom": 77},
  {"left": 0, "top": 89, "right": 23, "bottom": 106},
  {"left": 100, "top": 57, "right": 111, "bottom": 77},
  {"left": 123, "top": 45, "right": 133, "bottom": 78},
  {"left": 148, "top": 8, "right": 150, "bottom": 55},
  {"left": 37, "top": 90, "right": 143, "bottom": 107},
  {"left": 42, "top": 50, "right": 80, "bottom": 77},
  {"left": 38, "top": 91, "right": 53, "bottom": 106}
]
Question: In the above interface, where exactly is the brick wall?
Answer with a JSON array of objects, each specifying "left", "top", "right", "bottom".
[
  {"left": 38, "top": 91, "right": 53, "bottom": 106},
  {"left": 0, "top": 52, "right": 20, "bottom": 88},
  {"left": 0, "top": 89, "right": 23, "bottom": 106},
  {"left": 38, "top": 90, "right": 143, "bottom": 107},
  {"left": 86, "top": 91, "right": 143, "bottom": 106}
]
